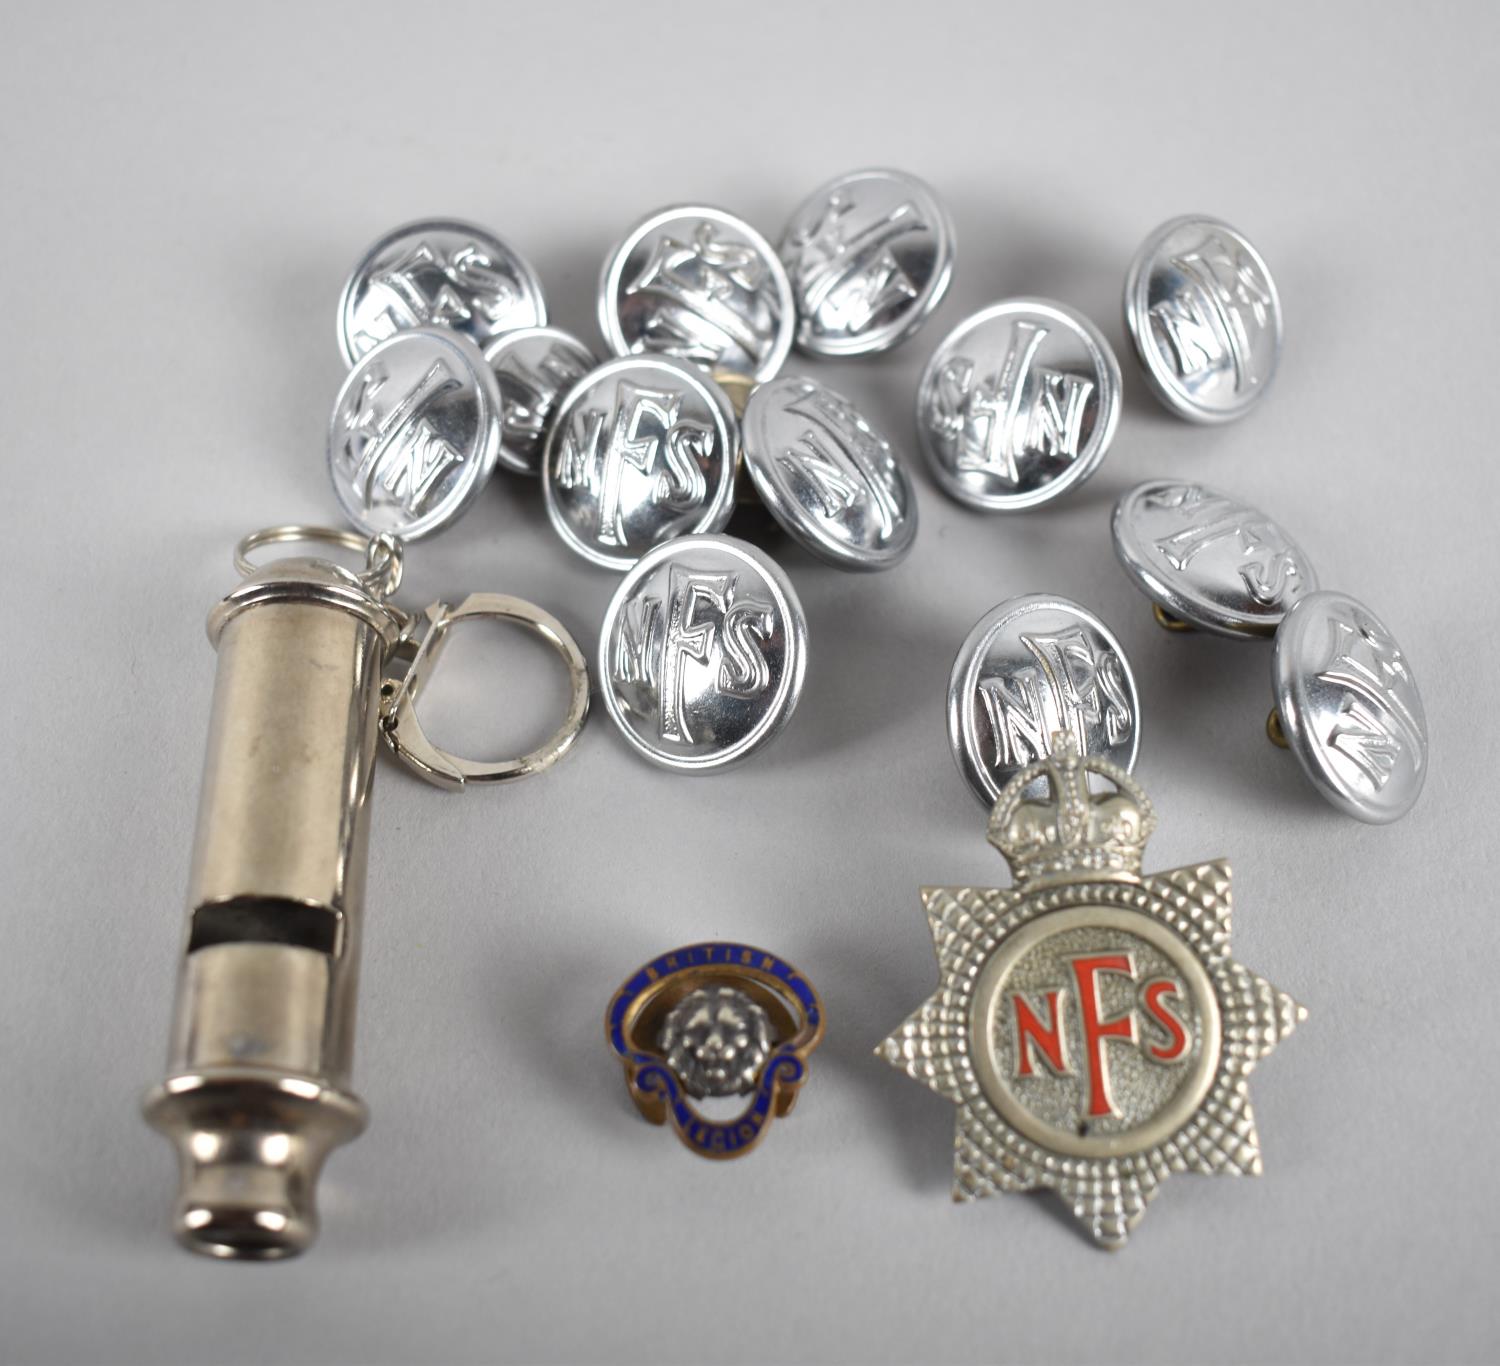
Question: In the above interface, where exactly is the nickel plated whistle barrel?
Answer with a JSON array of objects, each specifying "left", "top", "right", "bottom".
[{"left": 142, "top": 553, "right": 404, "bottom": 1260}]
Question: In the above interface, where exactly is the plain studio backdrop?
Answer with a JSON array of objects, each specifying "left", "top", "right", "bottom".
[{"left": 1, "top": 4, "right": 1496, "bottom": 1364}]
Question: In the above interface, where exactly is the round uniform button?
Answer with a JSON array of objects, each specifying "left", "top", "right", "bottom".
[
  {"left": 778, "top": 167, "right": 954, "bottom": 357},
  {"left": 598, "top": 205, "right": 794, "bottom": 383},
  {"left": 1123, "top": 215, "right": 1282, "bottom": 423},
  {"left": 337, "top": 219, "right": 547, "bottom": 366},
  {"left": 916, "top": 299, "right": 1122, "bottom": 511},
  {"left": 1112, "top": 479, "right": 1317, "bottom": 637},
  {"left": 1271, "top": 591, "right": 1427, "bottom": 824},
  {"left": 541, "top": 355, "right": 738, "bottom": 570},
  {"left": 599, "top": 535, "right": 808, "bottom": 772},
  {"left": 947, "top": 595, "right": 1140, "bottom": 807},
  {"left": 483, "top": 326, "right": 597, "bottom": 477},
  {"left": 327, "top": 326, "right": 502, "bottom": 540},
  {"left": 741, "top": 375, "right": 917, "bottom": 571}
]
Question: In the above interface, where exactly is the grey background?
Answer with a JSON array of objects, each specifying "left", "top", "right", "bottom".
[{"left": 2, "top": 3, "right": 1496, "bottom": 1363}]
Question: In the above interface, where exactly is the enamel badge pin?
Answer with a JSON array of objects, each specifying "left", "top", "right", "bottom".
[
  {"left": 878, "top": 734, "right": 1305, "bottom": 1249},
  {"left": 609, "top": 943, "right": 824, "bottom": 1159}
]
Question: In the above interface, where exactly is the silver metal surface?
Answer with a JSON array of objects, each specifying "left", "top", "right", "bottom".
[
  {"left": 144, "top": 527, "right": 596, "bottom": 1258},
  {"left": 598, "top": 205, "right": 794, "bottom": 382},
  {"left": 483, "top": 326, "right": 597, "bottom": 476},
  {"left": 779, "top": 167, "right": 954, "bottom": 356},
  {"left": 328, "top": 327, "right": 502, "bottom": 540},
  {"left": 1112, "top": 479, "right": 1317, "bottom": 637},
  {"left": 542, "top": 355, "right": 738, "bottom": 570},
  {"left": 599, "top": 534, "right": 807, "bottom": 771},
  {"left": 1124, "top": 215, "right": 1281, "bottom": 423},
  {"left": 878, "top": 734, "right": 1305, "bottom": 1249},
  {"left": 917, "top": 299, "right": 1121, "bottom": 511},
  {"left": 337, "top": 218, "right": 546, "bottom": 365},
  {"left": 233, "top": 525, "right": 404, "bottom": 599},
  {"left": 948, "top": 595, "right": 1139, "bottom": 807},
  {"left": 380, "top": 593, "right": 591, "bottom": 790},
  {"left": 658, "top": 985, "right": 773, "bottom": 1099},
  {"left": 741, "top": 375, "right": 917, "bottom": 570},
  {"left": 143, "top": 539, "right": 407, "bottom": 1260},
  {"left": 1271, "top": 590, "right": 1427, "bottom": 823}
]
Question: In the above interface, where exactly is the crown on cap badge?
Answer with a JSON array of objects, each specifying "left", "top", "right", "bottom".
[{"left": 988, "top": 732, "right": 1157, "bottom": 887}]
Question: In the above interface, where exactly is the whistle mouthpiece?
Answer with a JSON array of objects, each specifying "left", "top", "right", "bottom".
[{"left": 143, "top": 1072, "right": 366, "bottom": 1261}]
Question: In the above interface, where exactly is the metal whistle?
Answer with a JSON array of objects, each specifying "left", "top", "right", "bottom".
[
  {"left": 142, "top": 530, "right": 405, "bottom": 1260},
  {"left": 143, "top": 526, "right": 591, "bottom": 1259}
]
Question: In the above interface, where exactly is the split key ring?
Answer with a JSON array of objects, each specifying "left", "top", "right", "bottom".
[{"left": 379, "top": 593, "right": 591, "bottom": 790}]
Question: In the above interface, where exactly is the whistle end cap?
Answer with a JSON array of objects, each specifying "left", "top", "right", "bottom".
[
  {"left": 174, "top": 1188, "right": 315, "bottom": 1261},
  {"left": 142, "top": 1071, "right": 365, "bottom": 1262}
]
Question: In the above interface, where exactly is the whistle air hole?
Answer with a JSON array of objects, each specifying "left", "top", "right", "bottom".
[{"left": 188, "top": 898, "right": 340, "bottom": 956}]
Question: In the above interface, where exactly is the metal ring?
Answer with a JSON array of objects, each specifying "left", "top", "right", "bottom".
[
  {"left": 379, "top": 593, "right": 590, "bottom": 790},
  {"left": 233, "top": 525, "right": 404, "bottom": 599}
]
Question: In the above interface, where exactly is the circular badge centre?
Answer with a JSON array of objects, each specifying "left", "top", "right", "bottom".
[{"left": 970, "top": 906, "right": 1221, "bottom": 1159}]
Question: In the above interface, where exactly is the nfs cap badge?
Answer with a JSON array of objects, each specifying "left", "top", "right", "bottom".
[{"left": 878, "top": 734, "right": 1305, "bottom": 1249}]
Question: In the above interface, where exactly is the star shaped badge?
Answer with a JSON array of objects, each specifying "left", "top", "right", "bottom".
[{"left": 877, "top": 734, "right": 1305, "bottom": 1249}]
